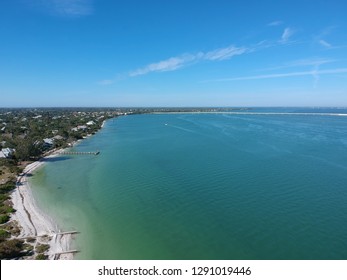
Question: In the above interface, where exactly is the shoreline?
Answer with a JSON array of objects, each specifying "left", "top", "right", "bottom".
[
  {"left": 11, "top": 148, "right": 75, "bottom": 260},
  {"left": 8, "top": 118, "right": 111, "bottom": 260}
]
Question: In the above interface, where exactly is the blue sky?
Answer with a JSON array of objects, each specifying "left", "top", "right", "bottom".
[{"left": 1, "top": 0, "right": 347, "bottom": 107}]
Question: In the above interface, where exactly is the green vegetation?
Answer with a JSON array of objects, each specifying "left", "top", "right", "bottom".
[
  {"left": 26, "top": 237, "right": 36, "bottom": 243},
  {"left": 1, "top": 221, "right": 20, "bottom": 237},
  {"left": 0, "top": 194, "right": 9, "bottom": 203},
  {"left": 0, "top": 181, "right": 16, "bottom": 194},
  {"left": 0, "top": 214, "right": 10, "bottom": 224},
  {"left": 0, "top": 108, "right": 130, "bottom": 161},
  {"left": 0, "top": 239, "right": 24, "bottom": 259},
  {"left": 35, "top": 253, "right": 48, "bottom": 260},
  {"left": 36, "top": 243, "right": 50, "bottom": 254},
  {"left": 0, "top": 204, "right": 15, "bottom": 214},
  {"left": 0, "top": 229, "right": 10, "bottom": 241},
  {"left": 0, "top": 181, "right": 16, "bottom": 226}
]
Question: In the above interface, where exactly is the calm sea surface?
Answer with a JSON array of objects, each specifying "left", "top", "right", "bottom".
[{"left": 30, "top": 108, "right": 347, "bottom": 259}]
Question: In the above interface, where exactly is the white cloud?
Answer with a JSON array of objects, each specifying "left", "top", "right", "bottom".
[
  {"left": 281, "top": 27, "right": 294, "bottom": 43},
  {"left": 206, "top": 68, "right": 347, "bottom": 82},
  {"left": 129, "top": 45, "right": 249, "bottom": 77},
  {"left": 230, "top": 58, "right": 337, "bottom": 88},
  {"left": 286, "top": 58, "right": 335, "bottom": 69},
  {"left": 204, "top": 46, "right": 248, "bottom": 61},
  {"left": 129, "top": 54, "right": 197, "bottom": 77},
  {"left": 319, "top": 39, "right": 332, "bottom": 48},
  {"left": 259, "top": 58, "right": 334, "bottom": 72},
  {"left": 268, "top": 20, "right": 283, "bottom": 26}
]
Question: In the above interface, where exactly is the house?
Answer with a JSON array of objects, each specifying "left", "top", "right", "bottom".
[
  {"left": 77, "top": 125, "right": 87, "bottom": 130},
  {"left": 43, "top": 138, "right": 54, "bottom": 147},
  {"left": 53, "top": 135, "right": 64, "bottom": 141},
  {"left": 86, "top": 121, "right": 95, "bottom": 126},
  {"left": 0, "top": 148, "right": 15, "bottom": 158}
]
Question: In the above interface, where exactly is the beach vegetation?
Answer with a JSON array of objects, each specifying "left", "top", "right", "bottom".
[
  {"left": 0, "top": 162, "right": 18, "bottom": 181},
  {"left": 0, "top": 239, "right": 24, "bottom": 259},
  {"left": 0, "top": 214, "right": 10, "bottom": 224},
  {"left": 0, "top": 229, "right": 10, "bottom": 241},
  {"left": 0, "top": 181, "right": 16, "bottom": 194},
  {"left": 35, "top": 253, "right": 48, "bottom": 260},
  {"left": 2, "top": 221, "right": 21, "bottom": 236},
  {"left": 36, "top": 243, "right": 50, "bottom": 254},
  {"left": 14, "top": 139, "right": 40, "bottom": 161},
  {"left": 26, "top": 237, "right": 36, "bottom": 243},
  {"left": 0, "top": 194, "right": 9, "bottom": 203},
  {"left": 0, "top": 204, "right": 15, "bottom": 214}
]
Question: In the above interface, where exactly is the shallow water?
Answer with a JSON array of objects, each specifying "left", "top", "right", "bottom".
[{"left": 30, "top": 108, "right": 347, "bottom": 259}]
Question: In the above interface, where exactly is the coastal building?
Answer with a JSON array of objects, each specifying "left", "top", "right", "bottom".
[
  {"left": 77, "top": 125, "right": 87, "bottom": 130},
  {"left": 43, "top": 138, "right": 54, "bottom": 148},
  {"left": 53, "top": 135, "right": 64, "bottom": 141},
  {"left": 71, "top": 125, "right": 88, "bottom": 131},
  {"left": 86, "top": 121, "right": 95, "bottom": 126},
  {"left": 0, "top": 147, "right": 15, "bottom": 158}
]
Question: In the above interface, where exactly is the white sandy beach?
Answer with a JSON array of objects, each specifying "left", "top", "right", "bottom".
[{"left": 11, "top": 150, "right": 74, "bottom": 260}]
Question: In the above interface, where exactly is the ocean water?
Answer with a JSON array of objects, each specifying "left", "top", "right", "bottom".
[{"left": 30, "top": 108, "right": 347, "bottom": 259}]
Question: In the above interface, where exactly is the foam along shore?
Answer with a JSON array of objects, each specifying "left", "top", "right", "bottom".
[{"left": 11, "top": 150, "right": 75, "bottom": 260}]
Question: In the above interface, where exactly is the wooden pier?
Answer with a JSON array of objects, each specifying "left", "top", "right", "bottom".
[
  {"left": 56, "top": 231, "right": 80, "bottom": 236},
  {"left": 59, "top": 151, "right": 100, "bottom": 155},
  {"left": 53, "top": 250, "right": 80, "bottom": 260},
  {"left": 55, "top": 250, "right": 80, "bottom": 255}
]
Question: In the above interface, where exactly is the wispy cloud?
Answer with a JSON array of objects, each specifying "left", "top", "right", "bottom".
[
  {"left": 129, "top": 46, "right": 249, "bottom": 77},
  {"left": 280, "top": 27, "right": 295, "bottom": 43},
  {"left": 204, "top": 68, "right": 347, "bottom": 82},
  {"left": 260, "top": 58, "right": 335, "bottom": 72},
  {"left": 268, "top": 20, "right": 283, "bottom": 27},
  {"left": 30, "top": 0, "right": 93, "bottom": 17},
  {"left": 204, "top": 46, "right": 248, "bottom": 61},
  {"left": 287, "top": 58, "right": 334, "bottom": 67},
  {"left": 313, "top": 26, "right": 347, "bottom": 49},
  {"left": 97, "top": 74, "right": 127, "bottom": 86},
  {"left": 319, "top": 39, "right": 332, "bottom": 48},
  {"left": 129, "top": 54, "right": 197, "bottom": 77},
  {"left": 98, "top": 79, "right": 114, "bottom": 86}
]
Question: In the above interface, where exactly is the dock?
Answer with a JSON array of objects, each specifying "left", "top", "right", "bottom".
[
  {"left": 19, "top": 231, "right": 80, "bottom": 240},
  {"left": 52, "top": 231, "right": 81, "bottom": 259},
  {"left": 59, "top": 151, "right": 100, "bottom": 155},
  {"left": 53, "top": 250, "right": 80, "bottom": 260},
  {"left": 56, "top": 231, "right": 80, "bottom": 236}
]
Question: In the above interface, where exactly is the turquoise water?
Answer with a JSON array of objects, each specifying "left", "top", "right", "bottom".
[{"left": 30, "top": 109, "right": 347, "bottom": 259}]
